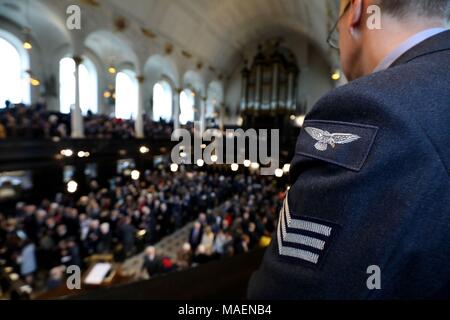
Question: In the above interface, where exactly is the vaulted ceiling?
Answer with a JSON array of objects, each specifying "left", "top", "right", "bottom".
[
  {"left": 0, "top": 0, "right": 338, "bottom": 74},
  {"left": 105, "top": 0, "right": 338, "bottom": 70},
  {"left": 0, "top": 0, "right": 70, "bottom": 53}
]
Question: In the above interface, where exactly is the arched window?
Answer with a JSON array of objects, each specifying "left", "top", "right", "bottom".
[
  {"left": 59, "top": 57, "right": 98, "bottom": 114},
  {"left": 152, "top": 81, "right": 172, "bottom": 122},
  {"left": 179, "top": 89, "right": 195, "bottom": 125},
  {"left": 115, "top": 70, "right": 138, "bottom": 120},
  {"left": 79, "top": 59, "right": 98, "bottom": 115},
  {"left": 206, "top": 96, "right": 218, "bottom": 118},
  {"left": 59, "top": 58, "right": 75, "bottom": 114},
  {"left": 206, "top": 82, "right": 223, "bottom": 120},
  {"left": 0, "top": 36, "right": 29, "bottom": 106}
]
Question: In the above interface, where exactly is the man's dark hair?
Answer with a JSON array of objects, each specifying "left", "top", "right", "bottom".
[{"left": 377, "top": 0, "right": 450, "bottom": 18}]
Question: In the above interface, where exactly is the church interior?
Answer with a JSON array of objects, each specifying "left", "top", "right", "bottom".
[{"left": 0, "top": 0, "right": 346, "bottom": 300}]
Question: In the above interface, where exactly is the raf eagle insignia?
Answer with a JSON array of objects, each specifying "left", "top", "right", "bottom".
[{"left": 305, "top": 127, "right": 361, "bottom": 151}]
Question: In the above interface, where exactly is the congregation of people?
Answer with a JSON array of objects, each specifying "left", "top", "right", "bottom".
[
  {"left": 142, "top": 174, "right": 281, "bottom": 278},
  {"left": 0, "top": 167, "right": 284, "bottom": 294},
  {"left": 0, "top": 101, "right": 175, "bottom": 140}
]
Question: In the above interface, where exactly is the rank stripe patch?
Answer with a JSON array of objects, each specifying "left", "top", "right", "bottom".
[
  {"left": 277, "top": 221, "right": 320, "bottom": 264},
  {"left": 277, "top": 194, "right": 338, "bottom": 266},
  {"left": 284, "top": 195, "right": 332, "bottom": 237},
  {"left": 280, "top": 205, "right": 326, "bottom": 250}
]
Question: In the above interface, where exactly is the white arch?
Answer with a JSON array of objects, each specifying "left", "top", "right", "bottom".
[
  {"left": 144, "top": 55, "right": 179, "bottom": 122},
  {"left": 152, "top": 80, "right": 173, "bottom": 122},
  {"left": 0, "top": 30, "right": 30, "bottom": 106},
  {"left": 115, "top": 69, "right": 138, "bottom": 120},
  {"left": 183, "top": 70, "right": 205, "bottom": 96},
  {"left": 179, "top": 89, "right": 195, "bottom": 125},
  {"left": 206, "top": 81, "right": 224, "bottom": 118},
  {"left": 59, "top": 56, "right": 98, "bottom": 114},
  {"left": 144, "top": 55, "right": 179, "bottom": 88},
  {"left": 85, "top": 30, "right": 140, "bottom": 72}
]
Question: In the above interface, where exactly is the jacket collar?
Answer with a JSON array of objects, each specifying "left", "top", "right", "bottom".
[{"left": 390, "top": 29, "right": 450, "bottom": 68}]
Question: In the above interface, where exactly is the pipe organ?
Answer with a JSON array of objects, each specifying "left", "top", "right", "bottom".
[{"left": 240, "top": 42, "right": 299, "bottom": 115}]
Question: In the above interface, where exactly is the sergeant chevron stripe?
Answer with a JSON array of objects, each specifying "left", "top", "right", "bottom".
[
  {"left": 277, "top": 218, "right": 320, "bottom": 264},
  {"left": 279, "top": 207, "right": 326, "bottom": 250},
  {"left": 284, "top": 196, "right": 332, "bottom": 237},
  {"left": 277, "top": 194, "right": 335, "bottom": 265}
]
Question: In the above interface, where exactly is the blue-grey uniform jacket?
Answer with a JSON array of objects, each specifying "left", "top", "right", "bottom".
[{"left": 248, "top": 30, "right": 450, "bottom": 299}]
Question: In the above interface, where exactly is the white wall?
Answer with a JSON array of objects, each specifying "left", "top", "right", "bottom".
[
  {"left": 223, "top": 71, "right": 242, "bottom": 122},
  {"left": 298, "top": 44, "right": 334, "bottom": 113}
]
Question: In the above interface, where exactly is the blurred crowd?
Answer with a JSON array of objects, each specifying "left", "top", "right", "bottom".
[
  {"left": 84, "top": 113, "right": 174, "bottom": 140},
  {"left": 0, "top": 102, "right": 175, "bottom": 140},
  {"left": 142, "top": 174, "right": 282, "bottom": 278},
  {"left": 0, "top": 167, "right": 284, "bottom": 295}
]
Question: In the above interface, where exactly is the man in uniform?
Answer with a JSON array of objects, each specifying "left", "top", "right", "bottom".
[{"left": 248, "top": 0, "right": 450, "bottom": 299}]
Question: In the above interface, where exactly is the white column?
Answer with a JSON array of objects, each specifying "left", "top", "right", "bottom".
[
  {"left": 173, "top": 88, "right": 181, "bottom": 131},
  {"left": 135, "top": 75, "right": 145, "bottom": 138},
  {"left": 71, "top": 56, "right": 84, "bottom": 138},
  {"left": 200, "top": 96, "right": 207, "bottom": 133}
]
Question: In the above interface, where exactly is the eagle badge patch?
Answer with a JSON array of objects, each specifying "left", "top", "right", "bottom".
[
  {"left": 305, "top": 127, "right": 361, "bottom": 151},
  {"left": 296, "top": 120, "right": 379, "bottom": 171}
]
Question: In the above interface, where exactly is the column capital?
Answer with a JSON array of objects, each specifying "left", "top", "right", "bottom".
[
  {"left": 175, "top": 88, "right": 183, "bottom": 94},
  {"left": 201, "top": 96, "right": 208, "bottom": 102},
  {"left": 73, "top": 56, "right": 83, "bottom": 66},
  {"left": 136, "top": 75, "right": 145, "bottom": 83}
]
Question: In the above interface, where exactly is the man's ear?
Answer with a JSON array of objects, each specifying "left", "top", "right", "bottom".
[{"left": 349, "top": 0, "right": 364, "bottom": 28}]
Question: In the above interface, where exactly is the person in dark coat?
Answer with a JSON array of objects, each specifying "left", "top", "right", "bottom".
[
  {"left": 248, "top": 0, "right": 450, "bottom": 300},
  {"left": 188, "top": 221, "right": 203, "bottom": 252},
  {"left": 142, "top": 246, "right": 163, "bottom": 277},
  {"left": 119, "top": 217, "right": 136, "bottom": 257}
]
